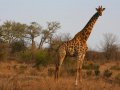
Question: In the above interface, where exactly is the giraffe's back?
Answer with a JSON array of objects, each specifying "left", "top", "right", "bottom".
[{"left": 58, "top": 38, "right": 87, "bottom": 57}]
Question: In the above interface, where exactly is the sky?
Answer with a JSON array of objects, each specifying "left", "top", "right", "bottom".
[{"left": 0, "top": 0, "right": 120, "bottom": 49}]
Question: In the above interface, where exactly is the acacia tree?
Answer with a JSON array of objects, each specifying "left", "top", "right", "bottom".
[
  {"left": 0, "top": 21, "right": 27, "bottom": 59},
  {"left": 0, "top": 26, "right": 3, "bottom": 42},
  {"left": 38, "top": 21, "right": 60, "bottom": 49},
  {"left": 24, "top": 22, "right": 42, "bottom": 60},
  {"left": 1, "top": 21, "right": 13, "bottom": 44},
  {"left": 100, "top": 33, "right": 119, "bottom": 60},
  {"left": 25, "top": 22, "right": 42, "bottom": 50},
  {"left": 1, "top": 21, "right": 26, "bottom": 44}
]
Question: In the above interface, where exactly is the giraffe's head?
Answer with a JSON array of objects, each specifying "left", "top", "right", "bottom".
[{"left": 96, "top": 6, "right": 105, "bottom": 16}]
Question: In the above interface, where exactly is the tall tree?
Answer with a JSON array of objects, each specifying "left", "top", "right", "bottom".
[
  {"left": 25, "top": 22, "right": 42, "bottom": 60},
  {"left": 26, "top": 22, "right": 42, "bottom": 50},
  {"left": 38, "top": 21, "right": 60, "bottom": 49},
  {"left": 0, "top": 26, "right": 3, "bottom": 42},
  {"left": 1, "top": 21, "right": 26, "bottom": 44},
  {"left": 100, "top": 33, "right": 119, "bottom": 60}
]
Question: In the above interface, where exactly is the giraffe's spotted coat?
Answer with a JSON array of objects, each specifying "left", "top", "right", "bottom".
[{"left": 55, "top": 6, "right": 105, "bottom": 85}]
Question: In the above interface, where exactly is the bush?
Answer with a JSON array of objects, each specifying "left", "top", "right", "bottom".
[
  {"left": 10, "top": 40, "right": 26, "bottom": 53},
  {"left": 115, "top": 73, "right": 120, "bottom": 82},
  {"left": 94, "top": 64, "right": 100, "bottom": 70},
  {"left": 82, "top": 63, "right": 100, "bottom": 70},
  {"left": 82, "top": 63, "right": 93, "bottom": 70},
  {"left": 63, "top": 58, "right": 76, "bottom": 76},
  {"left": 103, "top": 69, "right": 112, "bottom": 78},
  {"left": 34, "top": 50, "right": 52, "bottom": 66},
  {"left": 110, "top": 65, "right": 120, "bottom": 71},
  {"left": 86, "top": 70, "right": 92, "bottom": 76},
  {"left": 66, "top": 68, "right": 76, "bottom": 76},
  {"left": 94, "top": 64, "right": 100, "bottom": 76},
  {"left": 18, "top": 50, "right": 32, "bottom": 62},
  {"left": 94, "top": 69, "right": 100, "bottom": 76},
  {"left": 0, "top": 43, "right": 8, "bottom": 60}
]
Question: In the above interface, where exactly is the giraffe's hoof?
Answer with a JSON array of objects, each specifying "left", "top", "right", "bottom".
[{"left": 75, "top": 81, "right": 78, "bottom": 86}]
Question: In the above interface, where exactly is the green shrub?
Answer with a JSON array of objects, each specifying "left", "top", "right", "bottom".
[
  {"left": 0, "top": 43, "right": 8, "bottom": 60},
  {"left": 63, "top": 58, "right": 76, "bottom": 76},
  {"left": 94, "top": 64, "right": 100, "bottom": 70},
  {"left": 82, "top": 63, "right": 93, "bottom": 70},
  {"left": 0, "top": 51, "right": 7, "bottom": 60},
  {"left": 103, "top": 69, "right": 112, "bottom": 78},
  {"left": 94, "top": 64, "right": 100, "bottom": 76},
  {"left": 86, "top": 70, "right": 92, "bottom": 76},
  {"left": 10, "top": 40, "right": 26, "bottom": 53},
  {"left": 94, "top": 69, "right": 100, "bottom": 76},
  {"left": 66, "top": 68, "right": 76, "bottom": 76},
  {"left": 34, "top": 50, "right": 51, "bottom": 66},
  {"left": 115, "top": 73, "right": 120, "bottom": 82},
  {"left": 110, "top": 65, "right": 120, "bottom": 71},
  {"left": 18, "top": 50, "right": 32, "bottom": 62},
  {"left": 83, "top": 63, "right": 100, "bottom": 70}
]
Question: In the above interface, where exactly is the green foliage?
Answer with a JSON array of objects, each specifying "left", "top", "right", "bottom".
[
  {"left": 18, "top": 50, "right": 32, "bottom": 62},
  {"left": 1, "top": 21, "right": 26, "bottom": 43},
  {"left": 94, "top": 69, "right": 100, "bottom": 76},
  {"left": 82, "top": 63, "right": 93, "bottom": 70},
  {"left": 83, "top": 62, "right": 100, "bottom": 76},
  {"left": 110, "top": 65, "right": 120, "bottom": 71},
  {"left": 94, "top": 64, "right": 100, "bottom": 70},
  {"left": 34, "top": 50, "right": 51, "bottom": 66},
  {"left": 39, "top": 21, "right": 60, "bottom": 49},
  {"left": 103, "top": 69, "right": 112, "bottom": 78},
  {"left": 63, "top": 58, "right": 76, "bottom": 76},
  {"left": 0, "top": 43, "right": 8, "bottom": 60},
  {"left": 66, "top": 68, "right": 76, "bottom": 76},
  {"left": 11, "top": 40, "right": 26, "bottom": 53},
  {"left": 94, "top": 64, "right": 100, "bottom": 76},
  {"left": 83, "top": 63, "right": 100, "bottom": 70},
  {"left": 63, "top": 57, "right": 74, "bottom": 67},
  {"left": 115, "top": 73, "right": 120, "bottom": 82},
  {"left": 86, "top": 70, "right": 92, "bottom": 76}
]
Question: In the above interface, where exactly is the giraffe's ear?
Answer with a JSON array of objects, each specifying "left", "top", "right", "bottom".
[{"left": 103, "top": 8, "right": 105, "bottom": 11}]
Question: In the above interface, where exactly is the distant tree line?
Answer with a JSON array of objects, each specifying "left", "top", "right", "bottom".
[
  {"left": 0, "top": 20, "right": 120, "bottom": 65},
  {"left": 0, "top": 21, "right": 60, "bottom": 61},
  {"left": 86, "top": 33, "right": 120, "bottom": 61}
]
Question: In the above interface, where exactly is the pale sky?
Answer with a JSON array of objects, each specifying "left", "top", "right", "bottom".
[{"left": 0, "top": 0, "right": 120, "bottom": 49}]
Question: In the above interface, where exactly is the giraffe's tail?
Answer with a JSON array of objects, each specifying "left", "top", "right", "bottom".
[
  {"left": 54, "top": 51, "right": 60, "bottom": 80},
  {"left": 55, "top": 63, "right": 59, "bottom": 80}
]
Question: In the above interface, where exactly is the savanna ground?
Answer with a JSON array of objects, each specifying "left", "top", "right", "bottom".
[
  {"left": 0, "top": 60, "right": 120, "bottom": 90},
  {"left": 0, "top": 20, "right": 120, "bottom": 90}
]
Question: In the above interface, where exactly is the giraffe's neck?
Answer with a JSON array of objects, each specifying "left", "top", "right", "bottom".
[
  {"left": 82, "top": 12, "right": 99, "bottom": 40},
  {"left": 74, "top": 12, "right": 100, "bottom": 41}
]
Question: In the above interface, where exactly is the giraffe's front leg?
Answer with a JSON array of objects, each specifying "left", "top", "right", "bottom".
[
  {"left": 75, "top": 53, "right": 86, "bottom": 86},
  {"left": 75, "top": 54, "right": 83, "bottom": 86}
]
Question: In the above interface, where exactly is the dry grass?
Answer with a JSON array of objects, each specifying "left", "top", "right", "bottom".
[{"left": 0, "top": 61, "right": 120, "bottom": 90}]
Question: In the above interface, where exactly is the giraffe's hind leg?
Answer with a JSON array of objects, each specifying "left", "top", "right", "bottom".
[
  {"left": 79, "top": 54, "right": 85, "bottom": 83},
  {"left": 55, "top": 49, "right": 66, "bottom": 80}
]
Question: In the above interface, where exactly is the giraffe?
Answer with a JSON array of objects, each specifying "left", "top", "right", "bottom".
[{"left": 55, "top": 6, "right": 105, "bottom": 85}]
